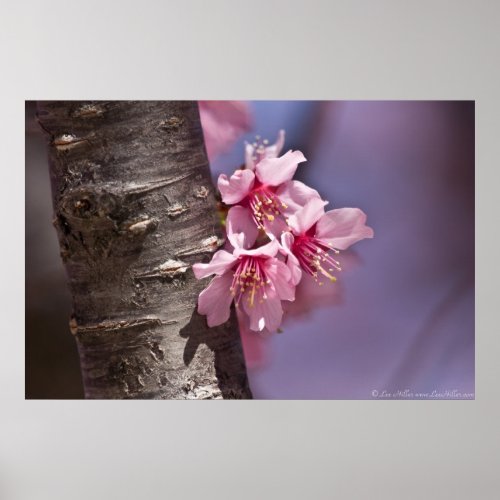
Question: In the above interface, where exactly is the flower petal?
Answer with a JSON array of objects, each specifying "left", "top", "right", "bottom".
[
  {"left": 262, "top": 214, "right": 288, "bottom": 241},
  {"left": 235, "top": 239, "right": 279, "bottom": 258},
  {"left": 217, "top": 169, "right": 255, "bottom": 205},
  {"left": 255, "top": 150, "right": 307, "bottom": 186},
  {"left": 286, "top": 252, "right": 302, "bottom": 286},
  {"left": 280, "top": 232, "right": 302, "bottom": 285},
  {"left": 199, "top": 101, "right": 253, "bottom": 160},
  {"left": 276, "top": 180, "right": 322, "bottom": 216},
  {"left": 245, "top": 142, "right": 257, "bottom": 171},
  {"left": 226, "top": 206, "right": 258, "bottom": 249},
  {"left": 192, "top": 250, "right": 237, "bottom": 279},
  {"left": 265, "top": 259, "right": 295, "bottom": 301},
  {"left": 265, "top": 129, "right": 286, "bottom": 159},
  {"left": 288, "top": 197, "right": 328, "bottom": 235},
  {"left": 198, "top": 272, "right": 234, "bottom": 327},
  {"left": 243, "top": 286, "right": 283, "bottom": 332},
  {"left": 280, "top": 231, "right": 294, "bottom": 252},
  {"left": 315, "top": 208, "right": 374, "bottom": 250}
]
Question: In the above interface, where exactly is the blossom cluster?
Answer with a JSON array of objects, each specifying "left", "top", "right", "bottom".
[{"left": 193, "top": 131, "right": 374, "bottom": 333}]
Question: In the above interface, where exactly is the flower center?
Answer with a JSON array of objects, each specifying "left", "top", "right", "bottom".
[
  {"left": 247, "top": 183, "right": 287, "bottom": 228},
  {"left": 292, "top": 235, "right": 341, "bottom": 285},
  {"left": 230, "top": 256, "right": 271, "bottom": 308}
]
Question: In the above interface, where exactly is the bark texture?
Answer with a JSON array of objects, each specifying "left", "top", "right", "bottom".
[{"left": 37, "top": 101, "right": 252, "bottom": 399}]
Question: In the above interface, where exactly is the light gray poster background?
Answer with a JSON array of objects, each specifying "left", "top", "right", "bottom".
[{"left": 2, "top": 1, "right": 499, "bottom": 499}]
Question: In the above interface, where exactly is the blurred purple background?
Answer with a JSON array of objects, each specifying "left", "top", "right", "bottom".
[{"left": 25, "top": 101, "right": 474, "bottom": 399}]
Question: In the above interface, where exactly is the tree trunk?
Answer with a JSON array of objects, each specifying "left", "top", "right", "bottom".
[{"left": 37, "top": 101, "right": 252, "bottom": 399}]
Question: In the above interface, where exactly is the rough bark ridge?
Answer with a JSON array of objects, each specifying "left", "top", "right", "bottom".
[{"left": 37, "top": 101, "right": 252, "bottom": 399}]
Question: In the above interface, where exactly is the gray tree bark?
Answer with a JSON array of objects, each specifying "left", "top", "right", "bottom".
[{"left": 37, "top": 101, "right": 252, "bottom": 399}]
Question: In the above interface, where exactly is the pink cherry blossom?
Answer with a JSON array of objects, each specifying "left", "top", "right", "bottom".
[
  {"left": 281, "top": 198, "right": 374, "bottom": 284},
  {"left": 244, "top": 130, "right": 286, "bottom": 171},
  {"left": 193, "top": 206, "right": 295, "bottom": 332},
  {"left": 218, "top": 135, "right": 323, "bottom": 231},
  {"left": 192, "top": 126, "right": 374, "bottom": 336},
  {"left": 244, "top": 131, "right": 323, "bottom": 216},
  {"left": 198, "top": 101, "right": 253, "bottom": 161}
]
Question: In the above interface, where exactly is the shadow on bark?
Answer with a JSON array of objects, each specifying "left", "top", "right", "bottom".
[{"left": 180, "top": 307, "right": 253, "bottom": 399}]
